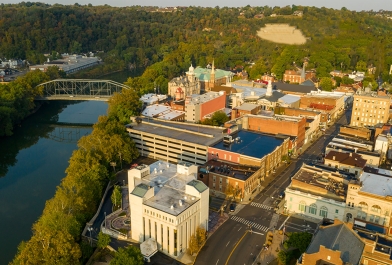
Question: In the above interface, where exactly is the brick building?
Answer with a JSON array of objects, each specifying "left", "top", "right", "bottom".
[
  {"left": 231, "top": 103, "right": 260, "bottom": 119},
  {"left": 324, "top": 150, "right": 367, "bottom": 176},
  {"left": 168, "top": 65, "right": 199, "bottom": 100},
  {"left": 300, "top": 92, "right": 345, "bottom": 126},
  {"left": 299, "top": 220, "right": 365, "bottom": 265},
  {"left": 193, "top": 62, "right": 234, "bottom": 92},
  {"left": 184, "top": 91, "right": 226, "bottom": 122},
  {"left": 350, "top": 93, "right": 390, "bottom": 127},
  {"left": 283, "top": 69, "right": 316, "bottom": 84},
  {"left": 198, "top": 160, "right": 263, "bottom": 199},
  {"left": 207, "top": 130, "right": 289, "bottom": 178},
  {"left": 340, "top": 125, "right": 372, "bottom": 140}
]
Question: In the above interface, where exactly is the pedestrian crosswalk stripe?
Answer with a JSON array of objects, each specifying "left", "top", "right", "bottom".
[
  {"left": 250, "top": 202, "right": 273, "bottom": 210},
  {"left": 230, "top": 216, "right": 269, "bottom": 232}
]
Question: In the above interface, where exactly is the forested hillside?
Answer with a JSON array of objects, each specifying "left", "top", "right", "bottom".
[{"left": 1, "top": 3, "right": 391, "bottom": 84}]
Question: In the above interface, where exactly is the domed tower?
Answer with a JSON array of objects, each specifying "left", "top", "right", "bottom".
[{"left": 187, "top": 64, "right": 195, "bottom": 82}]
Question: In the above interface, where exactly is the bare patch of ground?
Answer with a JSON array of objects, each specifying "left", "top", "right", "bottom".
[{"left": 257, "top": 24, "right": 307, "bottom": 45}]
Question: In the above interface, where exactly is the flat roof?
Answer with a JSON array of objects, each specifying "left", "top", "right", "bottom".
[
  {"left": 202, "top": 160, "right": 259, "bottom": 181},
  {"left": 234, "top": 103, "right": 258, "bottom": 111},
  {"left": 128, "top": 119, "right": 225, "bottom": 146},
  {"left": 211, "top": 130, "right": 284, "bottom": 159},
  {"left": 140, "top": 161, "right": 206, "bottom": 216},
  {"left": 360, "top": 172, "right": 392, "bottom": 197},
  {"left": 278, "top": 94, "right": 301, "bottom": 104}
]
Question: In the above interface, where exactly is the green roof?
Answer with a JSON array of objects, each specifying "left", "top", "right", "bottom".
[
  {"left": 131, "top": 183, "right": 149, "bottom": 197},
  {"left": 193, "top": 67, "right": 232, "bottom": 81},
  {"left": 187, "top": 180, "right": 208, "bottom": 193}
]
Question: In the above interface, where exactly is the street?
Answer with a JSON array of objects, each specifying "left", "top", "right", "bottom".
[{"left": 195, "top": 109, "right": 350, "bottom": 265}]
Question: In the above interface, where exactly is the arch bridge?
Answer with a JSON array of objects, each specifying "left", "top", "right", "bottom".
[{"left": 36, "top": 79, "right": 131, "bottom": 101}]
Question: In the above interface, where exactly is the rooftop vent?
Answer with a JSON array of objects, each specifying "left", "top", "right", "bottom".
[
  {"left": 184, "top": 196, "right": 187, "bottom": 200},
  {"left": 191, "top": 197, "right": 195, "bottom": 201},
  {"left": 170, "top": 205, "right": 174, "bottom": 209},
  {"left": 154, "top": 168, "right": 157, "bottom": 173},
  {"left": 179, "top": 200, "right": 183, "bottom": 206},
  {"left": 160, "top": 169, "right": 163, "bottom": 173},
  {"left": 167, "top": 164, "right": 170, "bottom": 168}
]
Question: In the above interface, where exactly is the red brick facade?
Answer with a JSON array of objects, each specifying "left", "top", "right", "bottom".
[
  {"left": 247, "top": 116, "right": 306, "bottom": 148},
  {"left": 200, "top": 92, "right": 226, "bottom": 119}
]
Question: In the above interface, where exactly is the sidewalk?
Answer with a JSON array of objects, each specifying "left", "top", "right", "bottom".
[{"left": 254, "top": 230, "right": 284, "bottom": 265}]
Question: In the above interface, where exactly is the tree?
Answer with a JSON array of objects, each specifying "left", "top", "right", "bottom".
[
  {"left": 111, "top": 185, "right": 122, "bottom": 209},
  {"left": 110, "top": 245, "right": 144, "bottom": 265},
  {"left": 283, "top": 232, "right": 312, "bottom": 253},
  {"left": 188, "top": 226, "right": 206, "bottom": 255},
  {"left": 97, "top": 232, "right": 111, "bottom": 249},
  {"left": 201, "top": 111, "right": 229, "bottom": 126},
  {"left": 342, "top": 76, "right": 354, "bottom": 85},
  {"left": 356, "top": 60, "right": 367, "bottom": 72},
  {"left": 319, "top": 77, "right": 333, "bottom": 91},
  {"left": 108, "top": 88, "right": 142, "bottom": 124},
  {"left": 225, "top": 184, "right": 236, "bottom": 197}
]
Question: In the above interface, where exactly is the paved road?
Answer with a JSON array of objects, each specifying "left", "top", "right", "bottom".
[{"left": 195, "top": 109, "right": 351, "bottom": 265}]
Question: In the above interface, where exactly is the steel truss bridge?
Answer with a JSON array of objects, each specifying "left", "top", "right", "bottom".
[{"left": 36, "top": 79, "right": 131, "bottom": 101}]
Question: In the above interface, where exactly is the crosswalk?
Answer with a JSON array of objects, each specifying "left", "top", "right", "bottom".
[
  {"left": 231, "top": 216, "right": 269, "bottom": 232},
  {"left": 250, "top": 202, "right": 273, "bottom": 210}
]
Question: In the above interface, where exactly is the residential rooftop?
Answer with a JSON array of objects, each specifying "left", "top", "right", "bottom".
[
  {"left": 325, "top": 150, "right": 367, "bottom": 168},
  {"left": 211, "top": 130, "right": 285, "bottom": 159}
]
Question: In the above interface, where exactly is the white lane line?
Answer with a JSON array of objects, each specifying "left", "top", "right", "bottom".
[
  {"left": 226, "top": 241, "right": 230, "bottom": 247},
  {"left": 216, "top": 259, "right": 219, "bottom": 265},
  {"left": 238, "top": 227, "right": 242, "bottom": 231}
]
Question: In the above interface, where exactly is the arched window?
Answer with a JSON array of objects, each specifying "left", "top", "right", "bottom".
[
  {"left": 319, "top": 206, "right": 328, "bottom": 218},
  {"left": 309, "top": 204, "right": 317, "bottom": 215},
  {"left": 359, "top": 202, "right": 368, "bottom": 210},
  {"left": 299, "top": 201, "right": 306, "bottom": 212},
  {"left": 371, "top": 205, "right": 381, "bottom": 214}
]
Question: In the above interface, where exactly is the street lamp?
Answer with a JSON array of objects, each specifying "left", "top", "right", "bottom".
[
  {"left": 110, "top": 162, "right": 116, "bottom": 172},
  {"left": 118, "top": 152, "right": 123, "bottom": 169},
  {"left": 87, "top": 226, "right": 93, "bottom": 247}
]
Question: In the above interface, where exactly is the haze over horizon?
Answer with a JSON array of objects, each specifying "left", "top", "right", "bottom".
[{"left": 2, "top": 0, "right": 391, "bottom": 12}]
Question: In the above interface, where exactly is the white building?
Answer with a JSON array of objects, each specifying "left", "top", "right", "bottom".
[
  {"left": 128, "top": 161, "right": 209, "bottom": 257},
  {"left": 140, "top": 93, "right": 168, "bottom": 106},
  {"left": 345, "top": 168, "right": 392, "bottom": 235},
  {"left": 285, "top": 164, "right": 349, "bottom": 221}
]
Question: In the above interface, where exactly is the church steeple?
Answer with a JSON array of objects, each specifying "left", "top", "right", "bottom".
[{"left": 210, "top": 60, "right": 215, "bottom": 85}]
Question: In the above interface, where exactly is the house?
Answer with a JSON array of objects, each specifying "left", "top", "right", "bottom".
[
  {"left": 298, "top": 219, "right": 365, "bottom": 265},
  {"left": 324, "top": 150, "right": 367, "bottom": 176}
]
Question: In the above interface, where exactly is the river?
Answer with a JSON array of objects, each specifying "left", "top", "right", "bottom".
[{"left": 0, "top": 70, "right": 136, "bottom": 264}]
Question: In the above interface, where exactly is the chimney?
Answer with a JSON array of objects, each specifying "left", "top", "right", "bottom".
[{"left": 333, "top": 156, "right": 336, "bottom": 160}]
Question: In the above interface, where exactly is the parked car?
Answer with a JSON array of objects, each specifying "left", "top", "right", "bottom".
[
  {"left": 278, "top": 191, "right": 285, "bottom": 199},
  {"left": 230, "top": 203, "right": 235, "bottom": 212}
]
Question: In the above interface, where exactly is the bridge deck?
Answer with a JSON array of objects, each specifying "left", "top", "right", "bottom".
[{"left": 35, "top": 96, "right": 110, "bottom": 101}]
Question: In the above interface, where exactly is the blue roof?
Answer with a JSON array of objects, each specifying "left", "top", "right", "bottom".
[{"left": 212, "top": 130, "right": 284, "bottom": 159}]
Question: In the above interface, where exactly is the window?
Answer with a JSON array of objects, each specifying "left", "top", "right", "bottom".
[
  {"left": 335, "top": 209, "right": 339, "bottom": 214},
  {"left": 359, "top": 202, "right": 368, "bottom": 210},
  {"left": 369, "top": 214, "right": 375, "bottom": 222},
  {"left": 319, "top": 206, "right": 328, "bottom": 218},
  {"left": 299, "top": 201, "right": 306, "bottom": 212},
  {"left": 375, "top": 215, "right": 380, "bottom": 224},
  {"left": 371, "top": 205, "right": 381, "bottom": 214},
  {"left": 309, "top": 204, "right": 317, "bottom": 215},
  {"left": 357, "top": 211, "right": 367, "bottom": 220}
]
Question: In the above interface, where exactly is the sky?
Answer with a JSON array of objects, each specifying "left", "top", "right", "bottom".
[{"left": 2, "top": 0, "right": 391, "bottom": 12}]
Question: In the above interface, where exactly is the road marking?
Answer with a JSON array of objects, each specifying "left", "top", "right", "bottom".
[
  {"left": 225, "top": 230, "right": 249, "bottom": 265},
  {"left": 226, "top": 241, "right": 230, "bottom": 247},
  {"left": 231, "top": 216, "right": 269, "bottom": 232},
  {"left": 216, "top": 259, "right": 219, "bottom": 265},
  {"left": 250, "top": 202, "right": 273, "bottom": 210}
]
